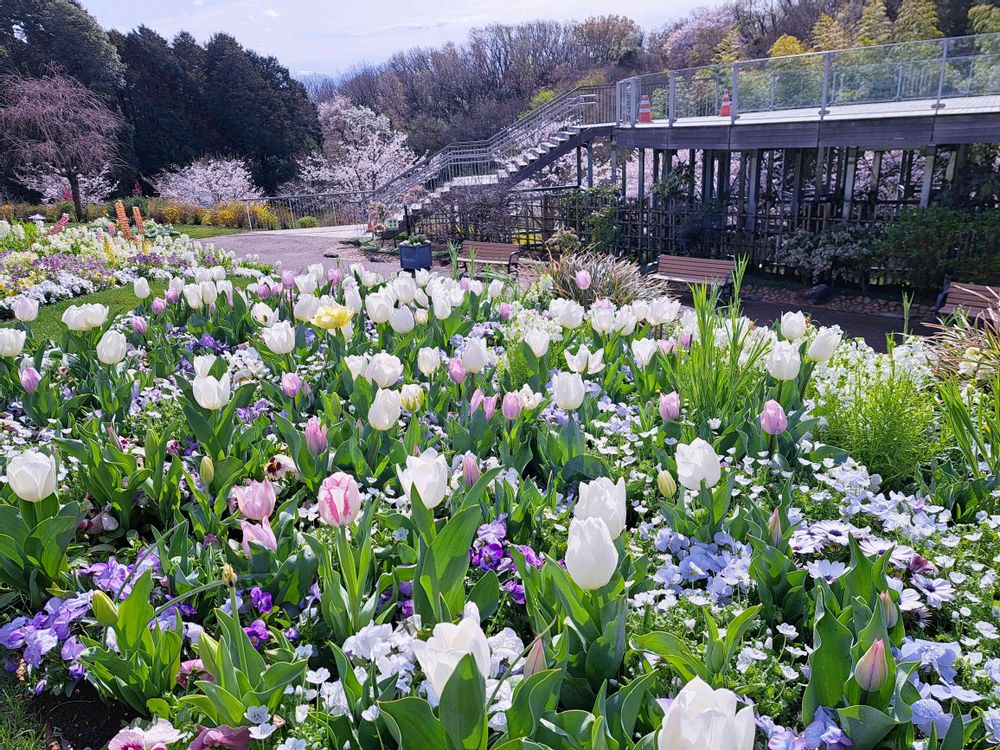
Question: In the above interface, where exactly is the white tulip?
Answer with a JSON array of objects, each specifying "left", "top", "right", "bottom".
[
  {"left": 210, "top": 265, "right": 226, "bottom": 281},
  {"left": 418, "top": 347, "right": 441, "bottom": 376},
  {"left": 630, "top": 338, "right": 658, "bottom": 368},
  {"left": 193, "top": 354, "right": 216, "bottom": 377},
  {"left": 575, "top": 477, "right": 627, "bottom": 539},
  {"left": 394, "top": 274, "right": 417, "bottom": 305},
  {"left": 565, "top": 516, "right": 617, "bottom": 590},
  {"left": 615, "top": 308, "right": 637, "bottom": 336},
  {"left": 168, "top": 276, "right": 185, "bottom": 291},
  {"left": 133, "top": 278, "right": 151, "bottom": 300},
  {"left": 397, "top": 447, "right": 450, "bottom": 509},
  {"left": 366, "top": 292, "right": 393, "bottom": 324},
  {"left": 549, "top": 298, "right": 584, "bottom": 329},
  {"left": 0, "top": 329, "right": 26, "bottom": 358},
  {"left": 6, "top": 450, "right": 57, "bottom": 502},
  {"left": 263, "top": 321, "right": 296, "bottom": 355},
  {"left": 344, "top": 285, "right": 363, "bottom": 314},
  {"left": 12, "top": 296, "right": 39, "bottom": 322},
  {"left": 251, "top": 302, "right": 277, "bottom": 326},
  {"left": 295, "top": 275, "right": 317, "bottom": 295},
  {"left": 564, "top": 345, "right": 604, "bottom": 375},
  {"left": 780, "top": 311, "right": 808, "bottom": 341},
  {"left": 647, "top": 297, "right": 681, "bottom": 325},
  {"left": 216, "top": 279, "right": 233, "bottom": 302},
  {"left": 193, "top": 373, "right": 231, "bottom": 411},
  {"left": 345, "top": 355, "right": 369, "bottom": 380},
  {"left": 552, "top": 371, "right": 585, "bottom": 411},
  {"left": 200, "top": 280, "right": 218, "bottom": 306},
  {"left": 415, "top": 269, "right": 431, "bottom": 287},
  {"left": 487, "top": 279, "right": 503, "bottom": 300},
  {"left": 96, "top": 330, "right": 127, "bottom": 365},
  {"left": 194, "top": 268, "right": 211, "bottom": 283},
  {"left": 808, "top": 327, "right": 843, "bottom": 363},
  {"left": 462, "top": 338, "right": 488, "bottom": 374},
  {"left": 524, "top": 328, "right": 550, "bottom": 358},
  {"left": 432, "top": 294, "right": 453, "bottom": 321},
  {"left": 413, "top": 613, "right": 491, "bottom": 698},
  {"left": 368, "top": 388, "right": 401, "bottom": 431},
  {"left": 183, "top": 283, "right": 204, "bottom": 309},
  {"left": 468, "top": 279, "right": 484, "bottom": 297},
  {"left": 414, "top": 308, "right": 429, "bottom": 325},
  {"left": 62, "top": 303, "right": 108, "bottom": 332},
  {"left": 591, "top": 306, "right": 616, "bottom": 334},
  {"left": 293, "top": 294, "right": 320, "bottom": 322},
  {"left": 517, "top": 384, "right": 544, "bottom": 411},
  {"left": 365, "top": 353, "right": 404, "bottom": 388},
  {"left": 675, "top": 438, "right": 722, "bottom": 490},
  {"left": 630, "top": 300, "right": 650, "bottom": 323},
  {"left": 658, "top": 676, "right": 755, "bottom": 750},
  {"left": 765, "top": 341, "right": 801, "bottom": 381},
  {"left": 389, "top": 305, "right": 415, "bottom": 334}
]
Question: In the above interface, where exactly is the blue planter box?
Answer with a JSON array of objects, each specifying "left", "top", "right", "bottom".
[{"left": 399, "top": 242, "right": 432, "bottom": 271}]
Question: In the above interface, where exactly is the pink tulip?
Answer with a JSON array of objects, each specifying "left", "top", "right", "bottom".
[
  {"left": 460, "top": 278, "right": 470, "bottom": 291},
  {"left": 575, "top": 269, "right": 592, "bottom": 290},
  {"left": 594, "top": 298, "right": 614, "bottom": 311},
  {"left": 658, "top": 338, "right": 677, "bottom": 355},
  {"left": 281, "top": 271, "right": 295, "bottom": 289},
  {"left": 233, "top": 478, "right": 276, "bottom": 521},
  {"left": 448, "top": 357, "right": 467, "bottom": 384},
  {"left": 498, "top": 303, "right": 513, "bottom": 320},
  {"left": 151, "top": 297, "right": 167, "bottom": 314},
  {"left": 470, "top": 388, "right": 484, "bottom": 413},
  {"left": 304, "top": 417, "right": 328, "bottom": 456},
  {"left": 502, "top": 392, "right": 521, "bottom": 420},
  {"left": 855, "top": 639, "right": 889, "bottom": 692},
  {"left": 19, "top": 366, "right": 41, "bottom": 394},
  {"left": 188, "top": 725, "right": 251, "bottom": 750},
  {"left": 257, "top": 282, "right": 271, "bottom": 299},
  {"left": 328, "top": 268, "right": 343, "bottom": 285},
  {"left": 679, "top": 332, "right": 692, "bottom": 348},
  {"left": 132, "top": 316, "right": 148, "bottom": 335},
  {"left": 317, "top": 471, "right": 361, "bottom": 527},
  {"left": 482, "top": 394, "right": 498, "bottom": 420},
  {"left": 759, "top": 399, "right": 788, "bottom": 435},
  {"left": 281, "top": 371, "right": 303, "bottom": 398},
  {"left": 165, "top": 288, "right": 180, "bottom": 304},
  {"left": 462, "top": 453, "right": 480, "bottom": 487},
  {"left": 240, "top": 518, "right": 277, "bottom": 557},
  {"left": 659, "top": 391, "right": 680, "bottom": 421}
]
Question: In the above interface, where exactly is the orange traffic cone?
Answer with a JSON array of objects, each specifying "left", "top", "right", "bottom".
[
  {"left": 638, "top": 94, "right": 653, "bottom": 123},
  {"left": 719, "top": 90, "right": 731, "bottom": 117}
]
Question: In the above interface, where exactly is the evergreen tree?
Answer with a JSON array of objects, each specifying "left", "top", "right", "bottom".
[
  {"left": 768, "top": 34, "right": 808, "bottom": 57},
  {"left": 968, "top": 3, "right": 1000, "bottom": 33},
  {"left": 0, "top": 0, "right": 123, "bottom": 97},
  {"left": 811, "top": 14, "right": 851, "bottom": 51},
  {"left": 713, "top": 27, "right": 744, "bottom": 64},
  {"left": 857, "top": 0, "right": 894, "bottom": 46},
  {"left": 894, "top": 0, "right": 943, "bottom": 41}
]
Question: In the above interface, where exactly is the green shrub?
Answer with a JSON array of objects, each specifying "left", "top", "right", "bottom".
[
  {"left": 775, "top": 223, "right": 883, "bottom": 287},
  {"left": 817, "top": 363, "right": 938, "bottom": 489},
  {"left": 296, "top": 215, "right": 320, "bottom": 228}
]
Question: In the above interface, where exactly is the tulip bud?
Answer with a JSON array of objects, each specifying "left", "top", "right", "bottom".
[
  {"left": 221, "top": 563, "right": 238, "bottom": 588},
  {"left": 304, "top": 417, "right": 328, "bottom": 456},
  {"left": 200, "top": 456, "right": 215, "bottom": 485},
  {"left": 767, "top": 508, "right": 782, "bottom": 546},
  {"left": 524, "top": 637, "right": 546, "bottom": 677},
  {"left": 575, "top": 269, "right": 592, "bottom": 290},
  {"left": 462, "top": 453, "right": 480, "bottom": 487},
  {"left": 19, "top": 366, "right": 41, "bottom": 395},
  {"left": 448, "top": 357, "right": 467, "bottom": 384},
  {"left": 91, "top": 590, "right": 119, "bottom": 627},
  {"left": 281, "top": 371, "right": 303, "bottom": 398},
  {"left": 151, "top": 297, "right": 167, "bottom": 314},
  {"left": 656, "top": 469, "right": 676, "bottom": 498},
  {"left": 132, "top": 316, "right": 148, "bottom": 336},
  {"left": 400, "top": 383, "right": 424, "bottom": 411},
  {"left": 879, "top": 591, "right": 899, "bottom": 628},
  {"left": 855, "top": 639, "right": 889, "bottom": 692},
  {"left": 759, "top": 400, "right": 788, "bottom": 436}
]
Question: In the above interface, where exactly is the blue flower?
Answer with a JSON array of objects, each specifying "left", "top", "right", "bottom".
[{"left": 911, "top": 698, "right": 952, "bottom": 737}]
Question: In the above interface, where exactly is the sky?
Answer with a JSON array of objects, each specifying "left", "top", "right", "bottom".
[{"left": 80, "top": 0, "right": 713, "bottom": 77}]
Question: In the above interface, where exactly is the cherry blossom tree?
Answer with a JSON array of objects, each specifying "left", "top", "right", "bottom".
[
  {"left": 152, "top": 157, "right": 263, "bottom": 206},
  {"left": 16, "top": 164, "right": 116, "bottom": 205},
  {"left": 0, "top": 72, "right": 122, "bottom": 220}
]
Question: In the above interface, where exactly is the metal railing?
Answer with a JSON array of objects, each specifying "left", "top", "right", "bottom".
[
  {"left": 372, "top": 83, "right": 615, "bottom": 210},
  {"left": 240, "top": 191, "right": 373, "bottom": 230},
  {"left": 616, "top": 32, "right": 1000, "bottom": 126}
]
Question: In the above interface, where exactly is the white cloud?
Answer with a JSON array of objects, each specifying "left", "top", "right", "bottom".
[{"left": 263, "top": 8, "right": 279, "bottom": 17}]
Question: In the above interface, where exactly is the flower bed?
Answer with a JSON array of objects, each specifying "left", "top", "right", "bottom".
[
  {"left": 0, "top": 218, "right": 263, "bottom": 315},
  {"left": 0, "top": 261, "right": 998, "bottom": 750}
]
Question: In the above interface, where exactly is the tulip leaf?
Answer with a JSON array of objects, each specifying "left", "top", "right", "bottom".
[
  {"left": 835, "top": 705, "right": 896, "bottom": 750},
  {"left": 439, "top": 653, "right": 487, "bottom": 750},
  {"left": 505, "top": 668, "right": 564, "bottom": 740},
  {"left": 380, "top": 696, "right": 447, "bottom": 750},
  {"left": 629, "top": 631, "right": 708, "bottom": 683},
  {"left": 803, "top": 588, "right": 853, "bottom": 724},
  {"left": 468, "top": 571, "right": 500, "bottom": 620}
]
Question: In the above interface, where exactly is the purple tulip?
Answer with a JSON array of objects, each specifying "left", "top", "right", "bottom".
[
  {"left": 328, "top": 268, "right": 343, "bottom": 285},
  {"left": 470, "top": 388, "right": 484, "bottom": 413},
  {"left": 498, "top": 303, "right": 512, "bottom": 320},
  {"left": 257, "top": 282, "right": 272, "bottom": 299},
  {"left": 151, "top": 297, "right": 167, "bottom": 314},
  {"left": 165, "top": 288, "right": 180, "bottom": 304},
  {"left": 659, "top": 391, "right": 680, "bottom": 421},
  {"left": 281, "top": 270, "right": 295, "bottom": 289},
  {"left": 759, "top": 399, "right": 788, "bottom": 435},
  {"left": 281, "top": 371, "right": 303, "bottom": 398},
  {"left": 460, "top": 278, "right": 470, "bottom": 291},
  {"left": 448, "top": 357, "right": 467, "bottom": 384},
  {"left": 575, "top": 269, "right": 592, "bottom": 290},
  {"left": 462, "top": 453, "right": 480, "bottom": 487},
  {"left": 304, "top": 417, "right": 328, "bottom": 456},
  {"left": 482, "top": 394, "right": 498, "bottom": 420},
  {"left": 502, "top": 392, "right": 521, "bottom": 420},
  {"left": 19, "top": 366, "right": 41, "bottom": 394},
  {"left": 132, "top": 316, "right": 148, "bottom": 335},
  {"left": 855, "top": 639, "right": 889, "bottom": 691},
  {"left": 679, "top": 332, "right": 692, "bottom": 348}
]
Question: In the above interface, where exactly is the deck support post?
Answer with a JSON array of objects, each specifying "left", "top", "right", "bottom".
[
  {"left": 790, "top": 149, "right": 803, "bottom": 220},
  {"left": 920, "top": 146, "right": 936, "bottom": 208},
  {"left": 747, "top": 149, "right": 761, "bottom": 231},
  {"left": 638, "top": 148, "right": 647, "bottom": 203},
  {"left": 587, "top": 140, "right": 594, "bottom": 188},
  {"left": 576, "top": 146, "right": 582, "bottom": 188},
  {"left": 610, "top": 138, "right": 618, "bottom": 185},
  {"left": 842, "top": 147, "right": 858, "bottom": 219}
]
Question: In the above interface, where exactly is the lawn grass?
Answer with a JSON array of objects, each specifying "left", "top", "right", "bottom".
[
  {"left": 171, "top": 224, "right": 245, "bottom": 239},
  {"left": 0, "top": 674, "right": 47, "bottom": 750}
]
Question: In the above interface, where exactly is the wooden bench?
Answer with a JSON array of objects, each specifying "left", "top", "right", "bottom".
[
  {"left": 650, "top": 255, "right": 736, "bottom": 293},
  {"left": 936, "top": 282, "right": 998, "bottom": 320},
  {"left": 458, "top": 241, "right": 522, "bottom": 276}
]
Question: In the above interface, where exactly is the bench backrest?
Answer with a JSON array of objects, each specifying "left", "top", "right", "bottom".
[
  {"left": 656, "top": 254, "right": 735, "bottom": 281},
  {"left": 460, "top": 241, "right": 520, "bottom": 260},
  {"left": 948, "top": 283, "right": 998, "bottom": 311}
]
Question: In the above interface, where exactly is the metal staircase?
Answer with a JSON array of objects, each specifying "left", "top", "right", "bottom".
[{"left": 373, "top": 84, "right": 615, "bottom": 214}]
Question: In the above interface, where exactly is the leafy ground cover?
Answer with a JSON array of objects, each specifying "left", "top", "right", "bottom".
[{"left": 0, "top": 255, "right": 997, "bottom": 750}]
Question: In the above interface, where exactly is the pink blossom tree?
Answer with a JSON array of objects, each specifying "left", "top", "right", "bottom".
[
  {"left": 0, "top": 72, "right": 123, "bottom": 221},
  {"left": 152, "top": 157, "right": 263, "bottom": 207}
]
